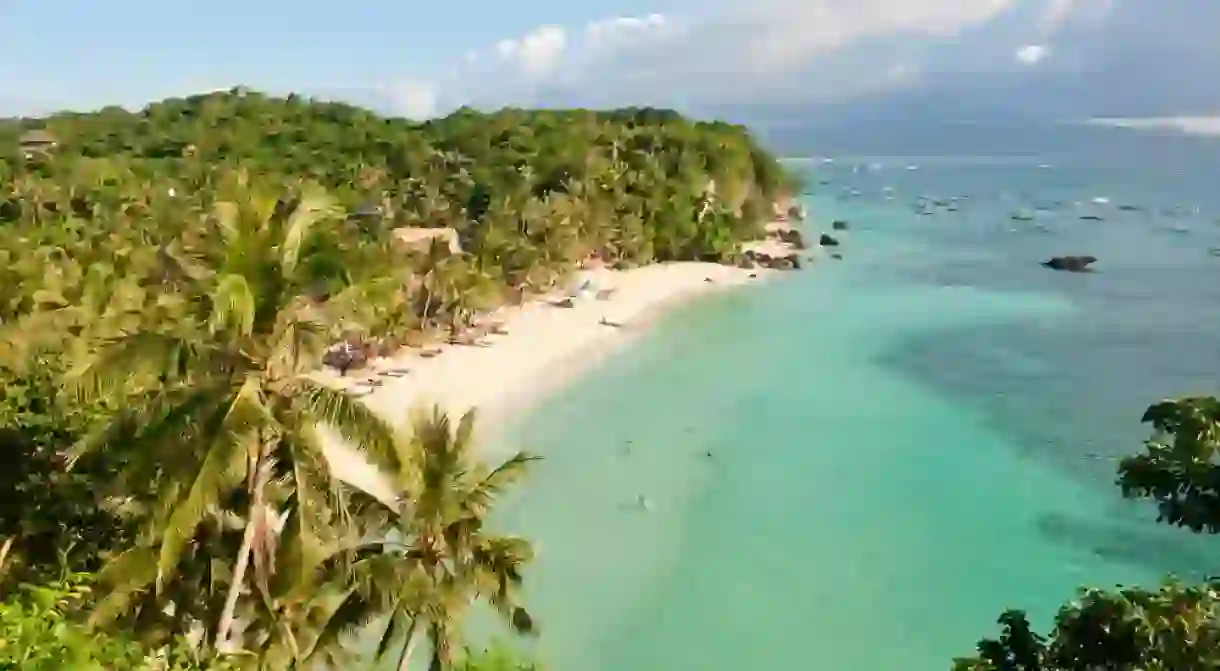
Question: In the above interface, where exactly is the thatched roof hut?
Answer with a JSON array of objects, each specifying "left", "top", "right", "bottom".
[{"left": 19, "top": 129, "right": 56, "bottom": 155}]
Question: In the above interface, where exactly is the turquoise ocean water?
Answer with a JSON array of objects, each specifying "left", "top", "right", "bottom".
[{"left": 484, "top": 153, "right": 1220, "bottom": 670}]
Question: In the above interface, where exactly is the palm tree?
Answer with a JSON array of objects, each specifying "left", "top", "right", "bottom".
[
  {"left": 312, "top": 407, "right": 539, "bottom": 671},
  {"left": 65, "top": 184, "right": 399, "bottom": 656}
]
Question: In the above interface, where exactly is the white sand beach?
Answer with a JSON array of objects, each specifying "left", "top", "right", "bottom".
[{"left": 319, "top": 261, "right": 775, "bottom": 501}]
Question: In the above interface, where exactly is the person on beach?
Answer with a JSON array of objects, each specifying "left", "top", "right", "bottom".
[{"left": 574, "top": 251, "right": 621, "bottom": 326}]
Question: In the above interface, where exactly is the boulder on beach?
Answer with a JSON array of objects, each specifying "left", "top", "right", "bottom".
[
  {"left": 323, "top": 342, "right": 369, "bottom": 375},
  {"left": 831, "top": 220, "right": 849, "bottom": 230},
  {"left": 777, "top": 228, "right": 807, "bottom": 249},
  {"left": 819, "top": 233, "right": 840, "bottom": 247},
  {"left": 1042, "top": 255, "right": 1097, "bottom": 272}
]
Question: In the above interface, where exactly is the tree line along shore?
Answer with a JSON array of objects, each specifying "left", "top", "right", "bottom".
[{"left": 2, "top": 88, "right": 1219, "bottom": 670}]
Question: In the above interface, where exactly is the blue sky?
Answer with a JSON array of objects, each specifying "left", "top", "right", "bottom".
[
  {"left": 2, "top": 0, "right": 1216, "bottom": 128},
  {"left": 0, "top": 0, "right": 694, "bottom": 111}
]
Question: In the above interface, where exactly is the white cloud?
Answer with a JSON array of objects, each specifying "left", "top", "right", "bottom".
[
  {"left": 375, "top": 0, "right": 1123, "bottom": 117},
  {"left": 1086, "top": 116, "right": 1220, "bottom": 137},
  {"left": 585, "top": 14, "right": 670, "bottom": 51},
  {"left": 376, "top": 79, "right": 439, "bottom": 119},
  {"left": 496, "top": 24, "right": 568, "bottom": 77},
  {"left": 1015, "top": 44, "right": 1049, "bottom": 64},
  {"left": 1041, "top": 0, "right": 1115, "bottom": 32}
]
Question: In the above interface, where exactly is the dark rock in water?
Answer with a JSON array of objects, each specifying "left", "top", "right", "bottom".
[
  {"left": 1118, "top": 204, "right": 1143, "bottom": 212},
  {"left": 819, "top": 233, "right": 840, "bottom": 247},
  {"left": 1208, "top": 247, "right": 1220, "bottom": 257},
  {"left": 1079, "top": 215, "right": 1105, "bottom": 221},
  {"left": 771, "top": 256, "right": 794, "bottom": 270},
  {"left": 831, "top": 219, "right": 849, "bottom": 230},
  {"left": 1042, "top": 255, "right": 1097, "bottom": 272},
  {"left": 786, "top": 253, "right": 802, "bottom": 270},
  {"left": 830, "top": 253, "right": 843, "bottom": 260}
]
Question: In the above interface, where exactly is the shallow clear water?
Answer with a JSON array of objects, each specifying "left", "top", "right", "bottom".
[{"left": 486, "top": 155, "right": 1220, "bottom": 670}]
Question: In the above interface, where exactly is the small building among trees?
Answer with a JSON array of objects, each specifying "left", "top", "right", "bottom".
[{"left": 18, "top": 129, "right": 57, "bottom": 158}]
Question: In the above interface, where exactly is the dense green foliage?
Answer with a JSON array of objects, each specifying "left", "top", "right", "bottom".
[
  {"left": 0, "top": 573, "right": 227, "bottom": 670},
  {"left": 953, "top": 395, "right": 1220, "bottom": 670},
  {"left": 0, "top": 89, "right": 791, "bottom": 668}
]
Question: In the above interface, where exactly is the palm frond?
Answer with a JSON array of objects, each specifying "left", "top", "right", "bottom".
[
  {"left": 374, "top": 608, "right": 414, "bottom": 661},
  {"left": 156, "top": 429, "right": 250, "bottom": 594},
  {"left": 282, "top": 438, "right": 338, "bottom": 586},
  {"left": 65, "top": 330, "right": 209, "bottom": 404},
  {"left": 280, "top": 190, "right": 342, "bottom": 279},
  {"left": 464, "top": 452, "right": 540, "bottom": 518},
  {"left": 302, "top": 586, "right": 381, "bottom": 665},
  {"left": 454, "top": 409, "right": 478, "bottom": 459},
  {"left": 223, "top": 372, "right": 273, "bottom": 439},
  {"left": 88, "top": 546, "right": 159, "bottom": 629},
  {"left": 265, "top": 306, "right": 331, "bottom": 380},
  {"left": 212, "top": 201, "right": 242, "bottom": 247},
  {"left": 295, "top": 379, "right": 398, "bottom": 473},
  {"left": 209, "top": 273, "right": 257, "bottom": 337}
]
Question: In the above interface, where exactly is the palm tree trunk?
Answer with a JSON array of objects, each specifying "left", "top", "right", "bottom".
[
  {"left": 215, "top": 442, "right": 270, "bottom": 649},
  {"left": 426, "top": 622, "right": 447, "bottom": 671},
  {"left": 215, "top": 510, "right": 256, "bottom": 648},
  {"left": 396, "top": 617, "right": 421, "bottom": 671},
  {"left": 0, "top": 536, "right": 13, "bottom": 578},
  {"left": 421, "top": 273, "right": 435, "bottom": 330}
]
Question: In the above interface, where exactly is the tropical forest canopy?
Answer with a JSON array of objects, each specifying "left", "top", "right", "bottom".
[{"left": 0, "top": 88, "right": 792, "bottom": 669}]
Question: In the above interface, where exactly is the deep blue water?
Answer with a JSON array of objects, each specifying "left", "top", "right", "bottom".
[{"left": 487, "top": 151, "right": 1220, "bottom": 670}]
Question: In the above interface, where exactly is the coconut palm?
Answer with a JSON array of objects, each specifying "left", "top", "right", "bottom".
[
  {"left": 64, "top": 184, "right": 399, "bottom": 656},
  {"left": 309, "top": 407, "right": 538, "bottom": 671}
]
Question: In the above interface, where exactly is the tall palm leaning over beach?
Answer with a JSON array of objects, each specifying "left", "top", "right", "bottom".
[
  {"left": 64, "top": 182, "right": 398, "bottom": 656},
  {"left": 313, "top": 407, "right": 539, "bottom": 671}
]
